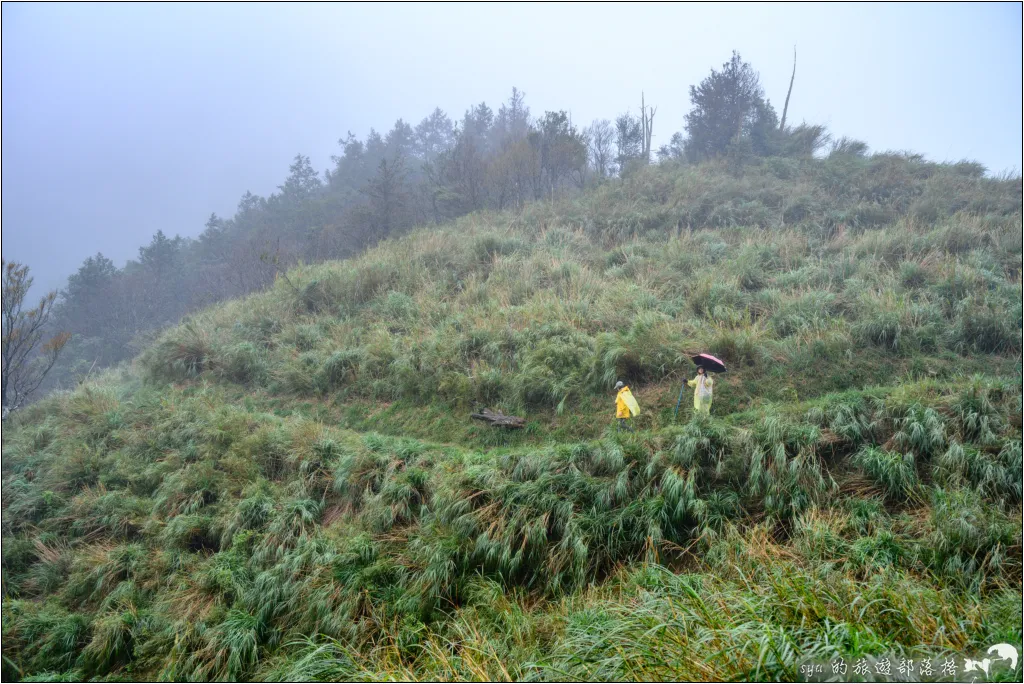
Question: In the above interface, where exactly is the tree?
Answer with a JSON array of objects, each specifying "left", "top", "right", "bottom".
[
  {"left": 328, "top": 133, "right": 374, "bottom": 193},
  {"left": 493, "top": 87, "right": 531, "bottom": 146},
  {"left": 137, "top": 230, "right": 183, "bottom": 280},
  {"left": 657, "top": 132, "right": 687, "bottom": 162},
  {"left": 615, "top": 113, "right": 644, "bottom": 173},
  {"left": 748, "top": 98, "right": 782, "bottom": 157},
  {"left": 55, "top": 253, "right": 120, "bottom": 352},
  {"left": 779, "top": 46, "right": 796, "bottom": 131},
  {"left": 447, "top": 119, "right": 490, "bottom": 211},
  {"left": 132, "top": 230, "right": 189, "bottom": 328},
  {"left": 414, "top": 108, "right": 455, "bottom": 160},
  {"left": 384, "top": 119, "right": 416, "bottom": 159},
  {"left": 422, "top": 146, "right": 460, "bottom": 223},
  {"left": 490, "top": 137, "right": 538, "bottom": 212},
  {"left": 639, "top": 92, "right": 657, "bottom": 164},
  {"left": 537, "top": 111, "right": 587, "bottom": 194},
  {"left": 361, "top": 152, "right": 411, "bottom": 240},
  {"left": 462, "top": 102, "right": 494, "bottom": 147},
  {"left": 279, "top": 154, "right": 323, "bottom": 200},
  {"left": 487, "top": 89, "right": 537, "bottom": 210},
  {"left": 684, "top": 51, "right": 776, "bottom": 161},
  {"left": 222, "top": 192, "right": 280, "bottom": 294},
  {"left": 586, "top": 119, "right": 616, "bottom": 178},
  {"left": 2, "top": 260, "right": 70, "bottom": 415}
]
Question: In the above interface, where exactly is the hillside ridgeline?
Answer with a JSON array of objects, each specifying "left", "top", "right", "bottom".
[{"left": 3, "top": 154, "right": 1022, "bottom": 681}]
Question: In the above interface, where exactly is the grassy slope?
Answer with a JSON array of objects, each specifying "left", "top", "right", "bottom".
[{"left": 2, "top": 154, "right": 1023, "bottom": 681}]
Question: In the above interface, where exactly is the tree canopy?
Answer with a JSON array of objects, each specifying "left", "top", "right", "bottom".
[{"left": 32, "top": 53, "right": 875, "bottom": 400}]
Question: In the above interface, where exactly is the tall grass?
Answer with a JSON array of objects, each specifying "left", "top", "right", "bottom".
[
  {"left": 3, "top": 152, "right": 1022, "bottom": 681},
  {"left": 123, "top": 154, "right": 1021, "bottom": 423}
]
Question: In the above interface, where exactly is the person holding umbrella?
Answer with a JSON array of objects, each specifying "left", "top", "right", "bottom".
[
  {"left": 687, "top": 366, "right": 715, "bottom": 415},
  {"left": 674, "top": 353, "right": 726, "bottom": 419}
]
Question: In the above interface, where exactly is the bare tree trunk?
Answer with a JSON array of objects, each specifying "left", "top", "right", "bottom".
[
  {"left": 640, "top": 92, "right": 657, "bottom": 164},
  {"left": 780, "top": 46, "right": 796, "bottom": 131},
  {"left": 641, "top": 92, "right": 647, "bottom": 163},
  {"left": 646, "top": 105, "right": 655, "bottom": 162}
]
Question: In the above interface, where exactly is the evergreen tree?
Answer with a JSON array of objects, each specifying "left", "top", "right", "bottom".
[{"left": 684, "top": 51, "right": 777, "bottom": 161}]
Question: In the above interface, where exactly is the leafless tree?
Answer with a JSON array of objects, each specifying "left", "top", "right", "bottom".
[
  {"left": 780, "top": 46, "right": 796, "bottom": 131},
  {"left": 640, "top": 92, "right": 657, "bottom": 164},
  {"left": 2, "top": 260, "right": 70, "bottom": 415},
  {"left": 586, "top": 119, "right": 615, "bottom": 178}
]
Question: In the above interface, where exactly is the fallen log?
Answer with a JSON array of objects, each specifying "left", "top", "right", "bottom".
[{"left": 470, "top": 407, "right": 526, "bottom": 429}]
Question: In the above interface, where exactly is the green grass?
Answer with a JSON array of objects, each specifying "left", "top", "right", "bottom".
[{"left": 2, "top": 154, "right": 1022, "bottom": 681}]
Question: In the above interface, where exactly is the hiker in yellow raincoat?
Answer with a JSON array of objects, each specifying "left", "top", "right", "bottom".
[
  {"left": 614, "top": 381, "right": 640, "bottom": 431},
  {"left": 687, "top": 367, "right": 714, "bottom": 415}
]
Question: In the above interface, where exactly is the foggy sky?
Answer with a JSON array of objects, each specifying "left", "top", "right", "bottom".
[{"left": 3, "top": 2, "right": 1022, "bottom": 295}]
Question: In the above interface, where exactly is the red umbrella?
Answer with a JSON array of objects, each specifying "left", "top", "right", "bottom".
[{"left": 691, "top": 353, "right": 727, "bottom": 373}]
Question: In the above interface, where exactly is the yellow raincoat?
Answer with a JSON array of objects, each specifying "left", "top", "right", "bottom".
[
  {"left": 616, "top": 386, "right": 639, "bottom": 418},
  {"left": 687, "top": 374, "right": 714, "bottom": 414}
]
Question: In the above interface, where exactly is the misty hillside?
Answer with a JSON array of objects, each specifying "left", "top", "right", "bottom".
[{"left": 3, "top": 152, "right": 1023, "bottom": 681}]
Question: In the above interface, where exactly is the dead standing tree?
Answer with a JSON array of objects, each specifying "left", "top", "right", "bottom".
[
  {"left": 640, "top": 92, "right": 657, "bottom": 164},
  {"left": 780, "top": 46, "right": 796, "bottom": 131}
]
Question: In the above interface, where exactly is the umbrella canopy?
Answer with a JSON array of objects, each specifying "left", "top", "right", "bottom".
[{"left": 691, "top": 353, "right": 727, "bottom": 373}]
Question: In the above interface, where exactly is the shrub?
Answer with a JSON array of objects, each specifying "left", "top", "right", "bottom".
[
  {"left": 153, "top": 463, "right": 223, "bottom": 516},
  {"left": 378, "top": 290, "right": 417, "bottom": 322},
  {"left": 220, "top": 342, "right": 268, "bottom": 386},
  {"left": 923, "top": 487, "right": 1020, "bottom": 585},
  {"left": 948, "top": 298, "right": 1021, "bottom": 354},
  {"left": 297, "top": 278, "right": 335, "bottom": 314},
  {"left": 144, "top": 321, "right": 215, "bottom": 382},
  {"left": 79, "top": 607, "right": 143, "bottom": 674},
  {"left": 162, "top": 514, "right": 219, "bottom": 552},
  {"left": 741, "top": 416, "right": 833, "bottom": 519},
  {"left": 69, "top": 490, "right": 150, "bottom": 540},
  {"left": 891, "top": 404, "right": 945, "bottom": 460},
  {"left": 853, "top": 446, "right": 918, "bottom": 501},
  {"left": 258, "top": 497, "right": 323, "bottom": 560},
  {"left": 4, "top": 603, "right": 91, "bottom": 673},
  {"left": 513, "top": 327, "right": 593, "bottom": 409},
  {"left": 221, "top": 489, "right": 276, "bottom": 547},
  {"left": 934, "top": 442, "right": 1022, "bottom": 503},
  {"left": 950, "top": 380, "right": 1004, "bottom": 444},
  {"left": 770, "top": 292, "right": 837, "bottom": 338},
  {"left": 270, "top": 350, "right": 323, "bottom": 395},
  {"left": 314, "top": 349, "right": 366, "bottom": 393},
  {"left": 829, "top": 137, "right": 869, "bottom": 158},
  {"left": 2, "top": 537, "right": 38, "bottom": 577},
  {"left": 204, "top": 609, "right": 266, "bottom": 680},
  {"left": 898, "top": 260, "right": 930, "bottom": 289},
  {"left": 471, "top": 235, "right": 525, "bottom": 265},
  {"left": 854, "top": 309, "right": 907, "bottom": 353}
]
